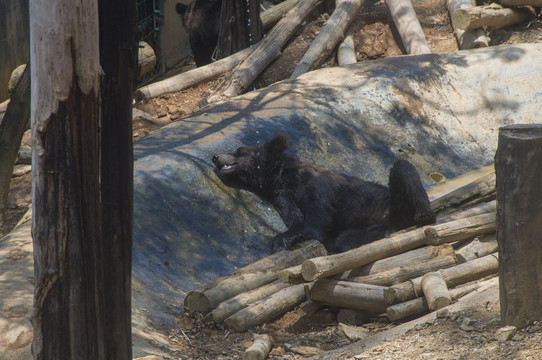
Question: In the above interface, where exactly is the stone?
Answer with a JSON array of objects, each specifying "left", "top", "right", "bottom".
[{"left": 494, "top": 325, "right": 517, "bottom": 341}]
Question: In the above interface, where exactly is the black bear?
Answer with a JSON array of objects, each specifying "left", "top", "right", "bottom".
[
  {"left": 212, "top": 134, "right": 436, "bottom": 253},
  {"left": 176, "top": 0, "right": 221, "bottom": 66}
]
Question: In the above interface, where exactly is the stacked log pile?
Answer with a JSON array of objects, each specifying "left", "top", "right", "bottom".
[{"left": 184, "top": 165, "right": 500, "bottom": 333}]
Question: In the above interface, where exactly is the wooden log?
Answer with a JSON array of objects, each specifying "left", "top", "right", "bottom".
[
  {"left": 452, "top": 4, "right": 534, "bottom": 31},
  {"left": 279, "top": 264, "right": 304, "bottom": 284},
  {"left": 496, "top": 124, "right": 542, "bottom": 328},
  {"left": 134, "top": 46, "right": 252, "bottom": 101},
  {"left": 424, "top": 212, "right": 496, "bottom": 246},
  {"left": 236, "top": 240, "right": 327, "bottom": 274},
  {"left": 137, "top": 41, "right": 156, "bottom": 79},
  {"left": 498, "top": 0, "right": 542, "bottom": 6},
  {"left": 243, "top": 334, "right": 274, "bottom": 360},
  {"left": 224, "top": 283, "right": 307, "bottom": 332},
  {"left": 338, "top": 244, "right": 455, "bottom": 279},
  {"left": 290, "top": 0, "right": 366, "bottom": 79},
  {"left": 203, "top": 280, "right": 290, "bottom": 324},
  {"left": 337, "top": 34, "right": 357, "bottom": 66},
  {"left": 384, "top": 253, "right": 498, "bottom": 305},
  {"left": 184, "top": 240, "right": 327, "bottom": 313},
  {"left": 421, "top": 272, "right": 452, "bottom": 311},
  {"left": 301, "top": 227, "right": 427, "bottom": 282},
  {"left": 446, "top": 0, "right": 489, "bottom": 49},
  {"left": 387, "top": 280, "right": 483, "bottom": 321},
  {"left": 455, "top": 233, "right": 498, "bottom": 262},
  {"left": 429, "top": 165, "right": 495, "bottom": 215},
  {"left": 207, "top": 0, "right": 320, "bottom": 103},
  {"left": 385, "top": 0, "right": 431, "bottom": 54},
  {"left": 438, "top": 199, "right": 496, "bottom": 223},
  {"left": 309, "top": 279, "right": 387, "bottom": 313},
  {"left": 347, "top": 255, "right": 459, "bottom": 286},
  {"left": 261, "top": 0, "right": 298, "bottom": 30}
]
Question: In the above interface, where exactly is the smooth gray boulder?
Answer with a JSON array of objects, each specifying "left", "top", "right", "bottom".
[{"left": 132, "top": 44, "right": 542, "bottom": 328}]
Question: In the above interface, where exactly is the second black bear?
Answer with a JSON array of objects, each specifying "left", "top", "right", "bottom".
[
  {"left": 212, "top": 134, "right": 436, "bottom": 253},
  {"left": 176, "top": 0, "right": 221, "bottom": 66}
]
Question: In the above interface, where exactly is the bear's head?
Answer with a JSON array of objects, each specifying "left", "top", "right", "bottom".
[{"left": 212, "top": 134, "right": 290, "bottom": 194}]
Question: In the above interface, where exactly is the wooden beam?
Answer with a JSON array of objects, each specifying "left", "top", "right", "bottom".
[
  {"left": 424, "top": 212, "right": 496, "bottom": 245},
  {"left": 203, "top": 280, "right": 290, "bottom": 324},
  {"left": 309, "top": 279, "right": 388, "bottom": 313},
  {"left": 224, "top": 283, "right": 307, "bottom": 332},
  {"left": 301, "top": 227, "right": 427, "bottom": 282}
]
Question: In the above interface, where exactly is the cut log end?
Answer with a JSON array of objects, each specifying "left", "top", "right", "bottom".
[
  {"left": 301, "top": 260, "right": 319, "bottom": 282},
  {"left": 183, "top": 291, "right": 212, "bottom": 313}
]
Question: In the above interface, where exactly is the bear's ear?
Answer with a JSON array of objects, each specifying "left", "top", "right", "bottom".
[{"left": 267, "top": 134, "right": 288, "bottom": 155}]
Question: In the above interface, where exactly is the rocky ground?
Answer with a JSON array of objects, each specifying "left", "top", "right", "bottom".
[{"left": 3, "top": 0, "right": 542, "bottom": 358}]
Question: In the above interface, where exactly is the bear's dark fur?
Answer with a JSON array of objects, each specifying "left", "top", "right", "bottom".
[
  {"left": 176, "top": 0, "right": 221, "bottom": 66},
  {"left": 212, "top": 134, "right": 436, "bottom": 253}
]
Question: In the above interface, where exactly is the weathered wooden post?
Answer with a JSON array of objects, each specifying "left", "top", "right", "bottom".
[{"left": 495, "top": 124, "right": 542, "bottom": 328}]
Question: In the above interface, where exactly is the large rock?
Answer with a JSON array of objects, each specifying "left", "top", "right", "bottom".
[{"left": 133, "top": 44, "right": 542, "bottom": 328}]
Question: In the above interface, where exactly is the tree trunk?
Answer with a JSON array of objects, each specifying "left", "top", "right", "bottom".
[
  {"left": 97, "top": 0, "right": 136, "bottom": 357},
  {"left": 30, "top": 0, "right": 135, "bottom": 358},
  {"left": 215, "top": 0, "right": 263, "bottom": 60},
  {"left": 495, "top": 124, "right": 542, "bottom": 329},
  {"left": 0, "top": 64, "right": 29, "bottom": 236}
]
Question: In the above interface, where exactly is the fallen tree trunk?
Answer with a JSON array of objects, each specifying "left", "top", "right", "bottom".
[
  {"left": 452, "top": 4, "right": 534, "bottom": 30},
  {"left": 224, "top": 283, "right": 307, "bottom": 332},
  {"left": 301, "top": 227, "right": 427, "bottom": 282},
  {"left": 309, "top": 279, "right": 387, "bottom": 313},
  {"left": 134, "top": 46, "right": 253, "bottom": 101},
  {"left": 387, "top": 280, "right": 485, "bottom": 321},
  {"left": 208, "top": 0, "right": 320, "bottom": 103},
  {"left": 203, "top": 280, "right": 290, "bottom": 324},
  {"left": 243, "top": 334, "right": 274, "bottom": 360},
  {"left": 421, "top": 271, "right": 452, "bottom": 311},
  {"left": 347, "top": 255, "right": 459, "bottom": 286},
  {"left": 429, "top": 165, "right": 495, "bottom": 215},
  {"left": 184, "top": 240, "right": 326, "bottom": 313},
  {"left": 424, "top": 212, "right": 496, "bottom": 245},
  {"left": 290, "top": 0, "right": 366, "bottom": 78},
  {"left": 338, "top": 244, "right": 455, "bottom": 279},
  {"left": 384, "top": 253, "right": 498, "bottom": 305},
  {"left": 446, "top": 0, "right": 489, "bottom": 49},
  {"left": 337, "top": 34, "right": 357, "bottom": 66},
  {"left": 386, "top": 0, "right": 431, "bottom": 54}
]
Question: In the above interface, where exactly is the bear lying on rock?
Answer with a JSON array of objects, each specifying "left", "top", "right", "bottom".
[{"left": 212, "top": 134, "right": 436, "bottom": 253}]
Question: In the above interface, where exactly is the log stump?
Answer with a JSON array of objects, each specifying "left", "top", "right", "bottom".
[{"left": 496, "top": 124, "right": 542, "bottom": 328}]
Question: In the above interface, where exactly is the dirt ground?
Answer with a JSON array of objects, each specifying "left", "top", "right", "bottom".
[{"left": 4, "top": 0, "right": 542, "bottom": 358}]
